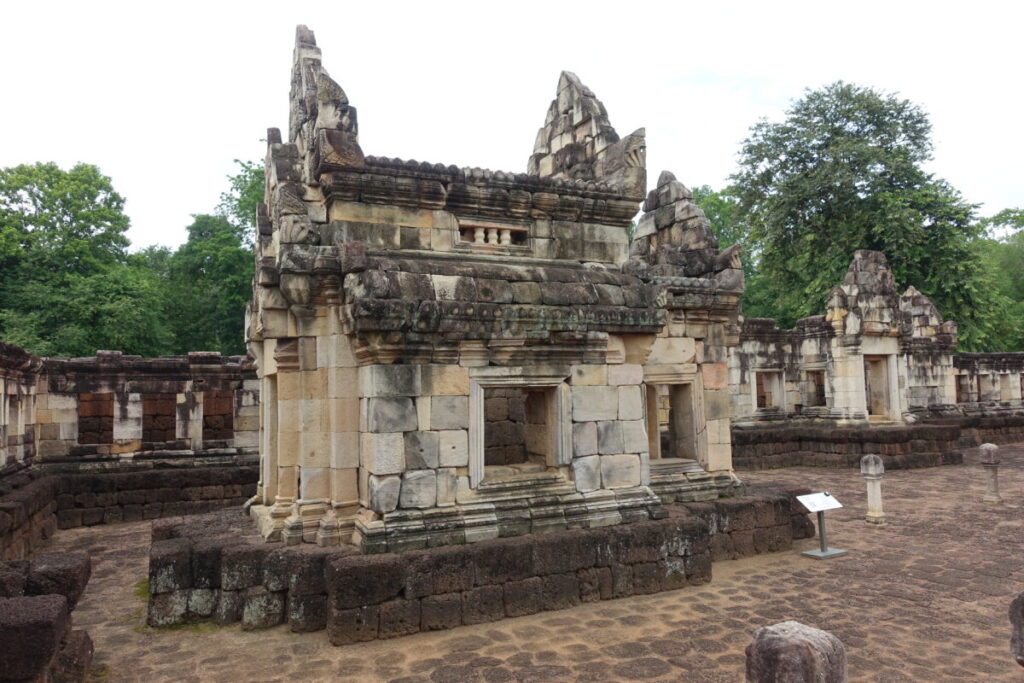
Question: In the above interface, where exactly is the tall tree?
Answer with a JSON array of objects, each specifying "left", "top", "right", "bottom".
[
  {"left": 730, "top": 82, "right": 995, "bottom": 348},
  {"left": 166, "top": 214, "right": 253, "bottom": 355},
  {"left": 216, "top": 159, "right": 264, "bottom": 245}
]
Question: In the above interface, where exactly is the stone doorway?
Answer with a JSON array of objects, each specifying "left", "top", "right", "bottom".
[
  {"left": 645, "top": 383, "right": 700, "bottom": 476},
  {"left": 863, "top": 355, "right": 891, "bottom": 421}
]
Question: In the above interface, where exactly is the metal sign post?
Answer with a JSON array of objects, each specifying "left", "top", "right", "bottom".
[{"left": 796, "top": 492, "right": 848, "bottom": 560}]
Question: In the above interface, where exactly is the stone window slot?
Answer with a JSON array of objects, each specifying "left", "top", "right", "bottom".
[
  {"left": 645, "top": 383, "right": 697, "bottom": 462},
  {"left": 955, "top": 374, "right": 970, "bottom": 403},
  {"left": 456, "top": 219, "right": 530, "bottom": 251},
  {"left": 203, "top": 389, "right": 235, "bottom": 443},
  {"left": 142, "top": 393, "right": 177, "bottom": 443},
  {"left": 863, "top": 355, "right": 892, "bottom": 420},
  {"left": 804, "top": 370, "right": 827, "bottom": 407},
  {"left": 976, "top": 374, "right": 992, "bottom": 402},
  {"left": 469, "top": 367, "right": 571, "bottom": 488},
  {"left": 77, "top": 392, "right": 114, "bottom": 445},
  {"left": 999, "top": 374, "right": 1013, "bottom": 402},
  {"left": 754, "top": 371, "right": 783, "bottom": 410}
]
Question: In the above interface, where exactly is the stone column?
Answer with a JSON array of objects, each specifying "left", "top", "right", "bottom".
[
  {"left": 859, "top": 454, "right": 886, "bottom": 525},
  {"left": 980, "top": 443, "right": 1003, "bottom": 506},
  {"left": 745, "top": 621, "right": 847, "bottom": 683}
]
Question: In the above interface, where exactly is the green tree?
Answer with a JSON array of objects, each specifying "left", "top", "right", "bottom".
[
  {"left": 166, "top": 214, "right": 253, "bottom": 355},
  {"left": 0, "top": 264, "right": 172, "bottom": 357},
  {"left": 730, "top": 82, "right": 996, "bottom": 348},
  {"left": 216, "top": 159, "right": 264, "bottom": 244},
  {"left": 0, "top": 162, "right": 130, "bottom": 290},
  {"left": 0, "top": 163, "right": 169, "bottom": 356}
]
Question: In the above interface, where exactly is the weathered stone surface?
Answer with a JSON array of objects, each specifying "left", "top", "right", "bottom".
[
  {"left": 399, "top": 470, "right": 437, "bottom": 509},
  {"left": 149, "top": 538, "right": 192, "bottom": 594},
  {"left": 572, "top": 455, "right": 601, "bottom": 493},
  {"left": 327, "top": 555, "right": 406, "bottom": 609},
  {"left": 288, "top": 593, "right": 328, "bottom": 632},
  {"left": 241, "top": 586, "right": 286, "bottom": 630},
  {"left": 366, "top": 397, "right": 417, "bottom": 433},
  {"left": 596, "top": 421, "right": 624, "bottom": 455},
  {"left": 404, "top": 430, "right": 440, "bottom": 469},
  {"left": 378, "top": 597, "right": 421, "bottom": 638},
  {"left": 52, "top": 628, "right": 94, "bottom": 683},
  {"left": 572, "top": 421, "right": 598, "bottom": 457},
  {"left": 0, "top": 594, "right": 69, "bottom": 680},
  {"left": 421, "top": 592, "right": 462, "bottom": 630},
  {"left": 461, "top": 585, "right": 505, "bottom": 625},
  {"left": 24, "top": 552, "right": 91, "bottom": 609},
  {"left": 368, "top": 474, "right": 401, "bottom": 514},
  {"left": 327, "top": 605, "right": 379, "bottom": 645},
  {"left": 438, "top": 429, "right": 468, "bottom": 467},
  {"left": 220, "top": 545, "right": 264, "bottom": 591},
  {"left": 600, "top": 454, "right": 641, "bottom": 488},
  {"left": 745, "top": 621, "right": 847, "bottom": 683},
  {"left": 430, "top": 396, "right": 469, "bottom": 430},
  {"left": 572, "top": 387, "right": 618, "bottom": 422}
]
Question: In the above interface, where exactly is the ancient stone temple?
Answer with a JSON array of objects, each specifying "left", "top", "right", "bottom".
[
  {"left": 245, "top": 26, "right": 745, "bottom": 552},
  {"left": 730, "top": 250, "right": 958, "bottom": 427}
]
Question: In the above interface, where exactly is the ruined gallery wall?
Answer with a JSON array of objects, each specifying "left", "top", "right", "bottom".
[
  {"left": 0, "top": 342, "right": 261, "bottom": 559},
  {"left": 35, "top": 350, "right": 259, "bottom": 470},
  {"left": 0, "top": 341, "right": 42, "bottom": 477}
]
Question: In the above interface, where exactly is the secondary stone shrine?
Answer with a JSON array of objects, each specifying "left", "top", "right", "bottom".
[{"left": 245, "top": 26, "right": 746, "bottom": 552}]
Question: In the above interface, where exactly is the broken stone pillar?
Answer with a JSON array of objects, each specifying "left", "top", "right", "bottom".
[
  {"left": 1011, "top": 591, "right": 1024, "bottom": 668},
  {"left": 859, "top": 454, "right": 886, "bottom": 525},
  {"left": 979, "top": 443, "right": 1003, "bottom": 506},
  {"left": 746, "top": 621, "right": 847, "bottom": 683}
]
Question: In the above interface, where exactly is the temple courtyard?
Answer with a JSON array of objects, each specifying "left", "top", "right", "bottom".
[{"left": 55, "top": 444, "right": 1024, "bottom": 682}]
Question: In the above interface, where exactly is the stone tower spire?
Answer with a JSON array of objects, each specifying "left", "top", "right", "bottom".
[{"left": 528, "top": 71, "right": 646, "bottom": 198}]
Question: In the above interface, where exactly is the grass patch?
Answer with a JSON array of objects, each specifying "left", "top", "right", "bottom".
[
  {"left": 134, "top": 620, "right": 223, "bottom": 634},
  {"left": 132, "top": 579, "right": 149, "bottom": 601}
]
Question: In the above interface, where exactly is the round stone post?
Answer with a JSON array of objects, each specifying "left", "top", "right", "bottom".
[
  {"left": 1011, "top": 591, "right": 1024, "bottom": 668},
  {"left": 859, "top": 454, "right": 886, "bottom": 525},
  {"left": 980, "top": 443, "right": 1003, "bottom": 506}
]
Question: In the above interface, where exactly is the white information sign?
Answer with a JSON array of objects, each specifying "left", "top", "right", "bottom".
[{"left": 796, "top": 491, "right": 843, "bottom": 513}]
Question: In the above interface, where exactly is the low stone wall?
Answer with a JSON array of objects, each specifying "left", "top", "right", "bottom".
[
  {"left": 146, "top": 492, "right": 814, "bottom": 641},
  {"left": 943, "top": 415, "right": 1024, "bottom": 447},
  {"left": 0, "top": 551, "right": 93, "bottom": 682},
  {"left": 0, "top": 466, "right": 258, "bottom": 561},
  {"left": 731, "top": 424, "right": 963, "bottom": 470}
]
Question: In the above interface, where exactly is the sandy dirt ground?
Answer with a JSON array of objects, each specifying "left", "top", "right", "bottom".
[{"left": 50, "top": 444, "right": 1024, "bottom": 682}]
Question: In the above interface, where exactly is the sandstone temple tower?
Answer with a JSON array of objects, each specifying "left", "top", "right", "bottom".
[{"left": 246, "top": 26, "right": 745, "bottom": 551}]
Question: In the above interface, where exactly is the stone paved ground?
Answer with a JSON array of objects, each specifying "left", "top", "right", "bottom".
[{"left": 53, "top": 444, "right": 1024, "bottom": 682}]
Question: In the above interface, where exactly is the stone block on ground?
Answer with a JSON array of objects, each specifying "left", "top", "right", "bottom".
[
  {"left": 1011, "top": 591, "right": 1024, "bottom": 668},
  {"left": 0, "top": 594, "right": 70, "bottom": 680},
  {"left": 52, "top": 628, "right": 94, "bottom": 683},
  {"left": 745, "top": 620, "right": 846, "bottom": 683}
]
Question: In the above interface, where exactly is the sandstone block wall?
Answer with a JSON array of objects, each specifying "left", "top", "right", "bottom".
[
  {"left": 0, "top": 467, "right": 258, "bottom": 561},
  {"left": 731, "top": 424, "right": 963, "bottom": 470},
  {"left": 0, "top": 552, "right": 93, "bottom": 682},
  {"left": 147, "top": 494, "right": 813, "bottom": 639}
]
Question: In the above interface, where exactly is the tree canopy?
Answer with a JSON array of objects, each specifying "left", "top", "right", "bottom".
[
  {"left": 0, "top": 159, "right": 261, "bottom": 358},
  {"left": 728, "top": 81, "right": 997, "bottom": 348}
]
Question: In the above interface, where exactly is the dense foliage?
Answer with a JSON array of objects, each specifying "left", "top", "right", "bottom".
[
  {"left": 696, "top": 82, "right": 1011, "bottom": 350},
  {"left": 0, "top": 160, "right": 262, "bottom": 357}
]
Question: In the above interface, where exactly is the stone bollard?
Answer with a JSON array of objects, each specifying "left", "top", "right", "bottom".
[
  {"left": 1011, "top": 591, "right": 1024, "bottom": 668},
  {"left": 746, "top": 620, "right": 847, "bottom": 683},
  {"left": 979, "top": 443, "right": 1003, "bottom": 506},
  {"left": 860, "top": 454, "right": 886, "bottom": 525}
]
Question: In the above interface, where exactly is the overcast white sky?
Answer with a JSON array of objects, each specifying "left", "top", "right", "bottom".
[{"left": 1, "top": 1, "right": 1020, "bottom": 249}]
